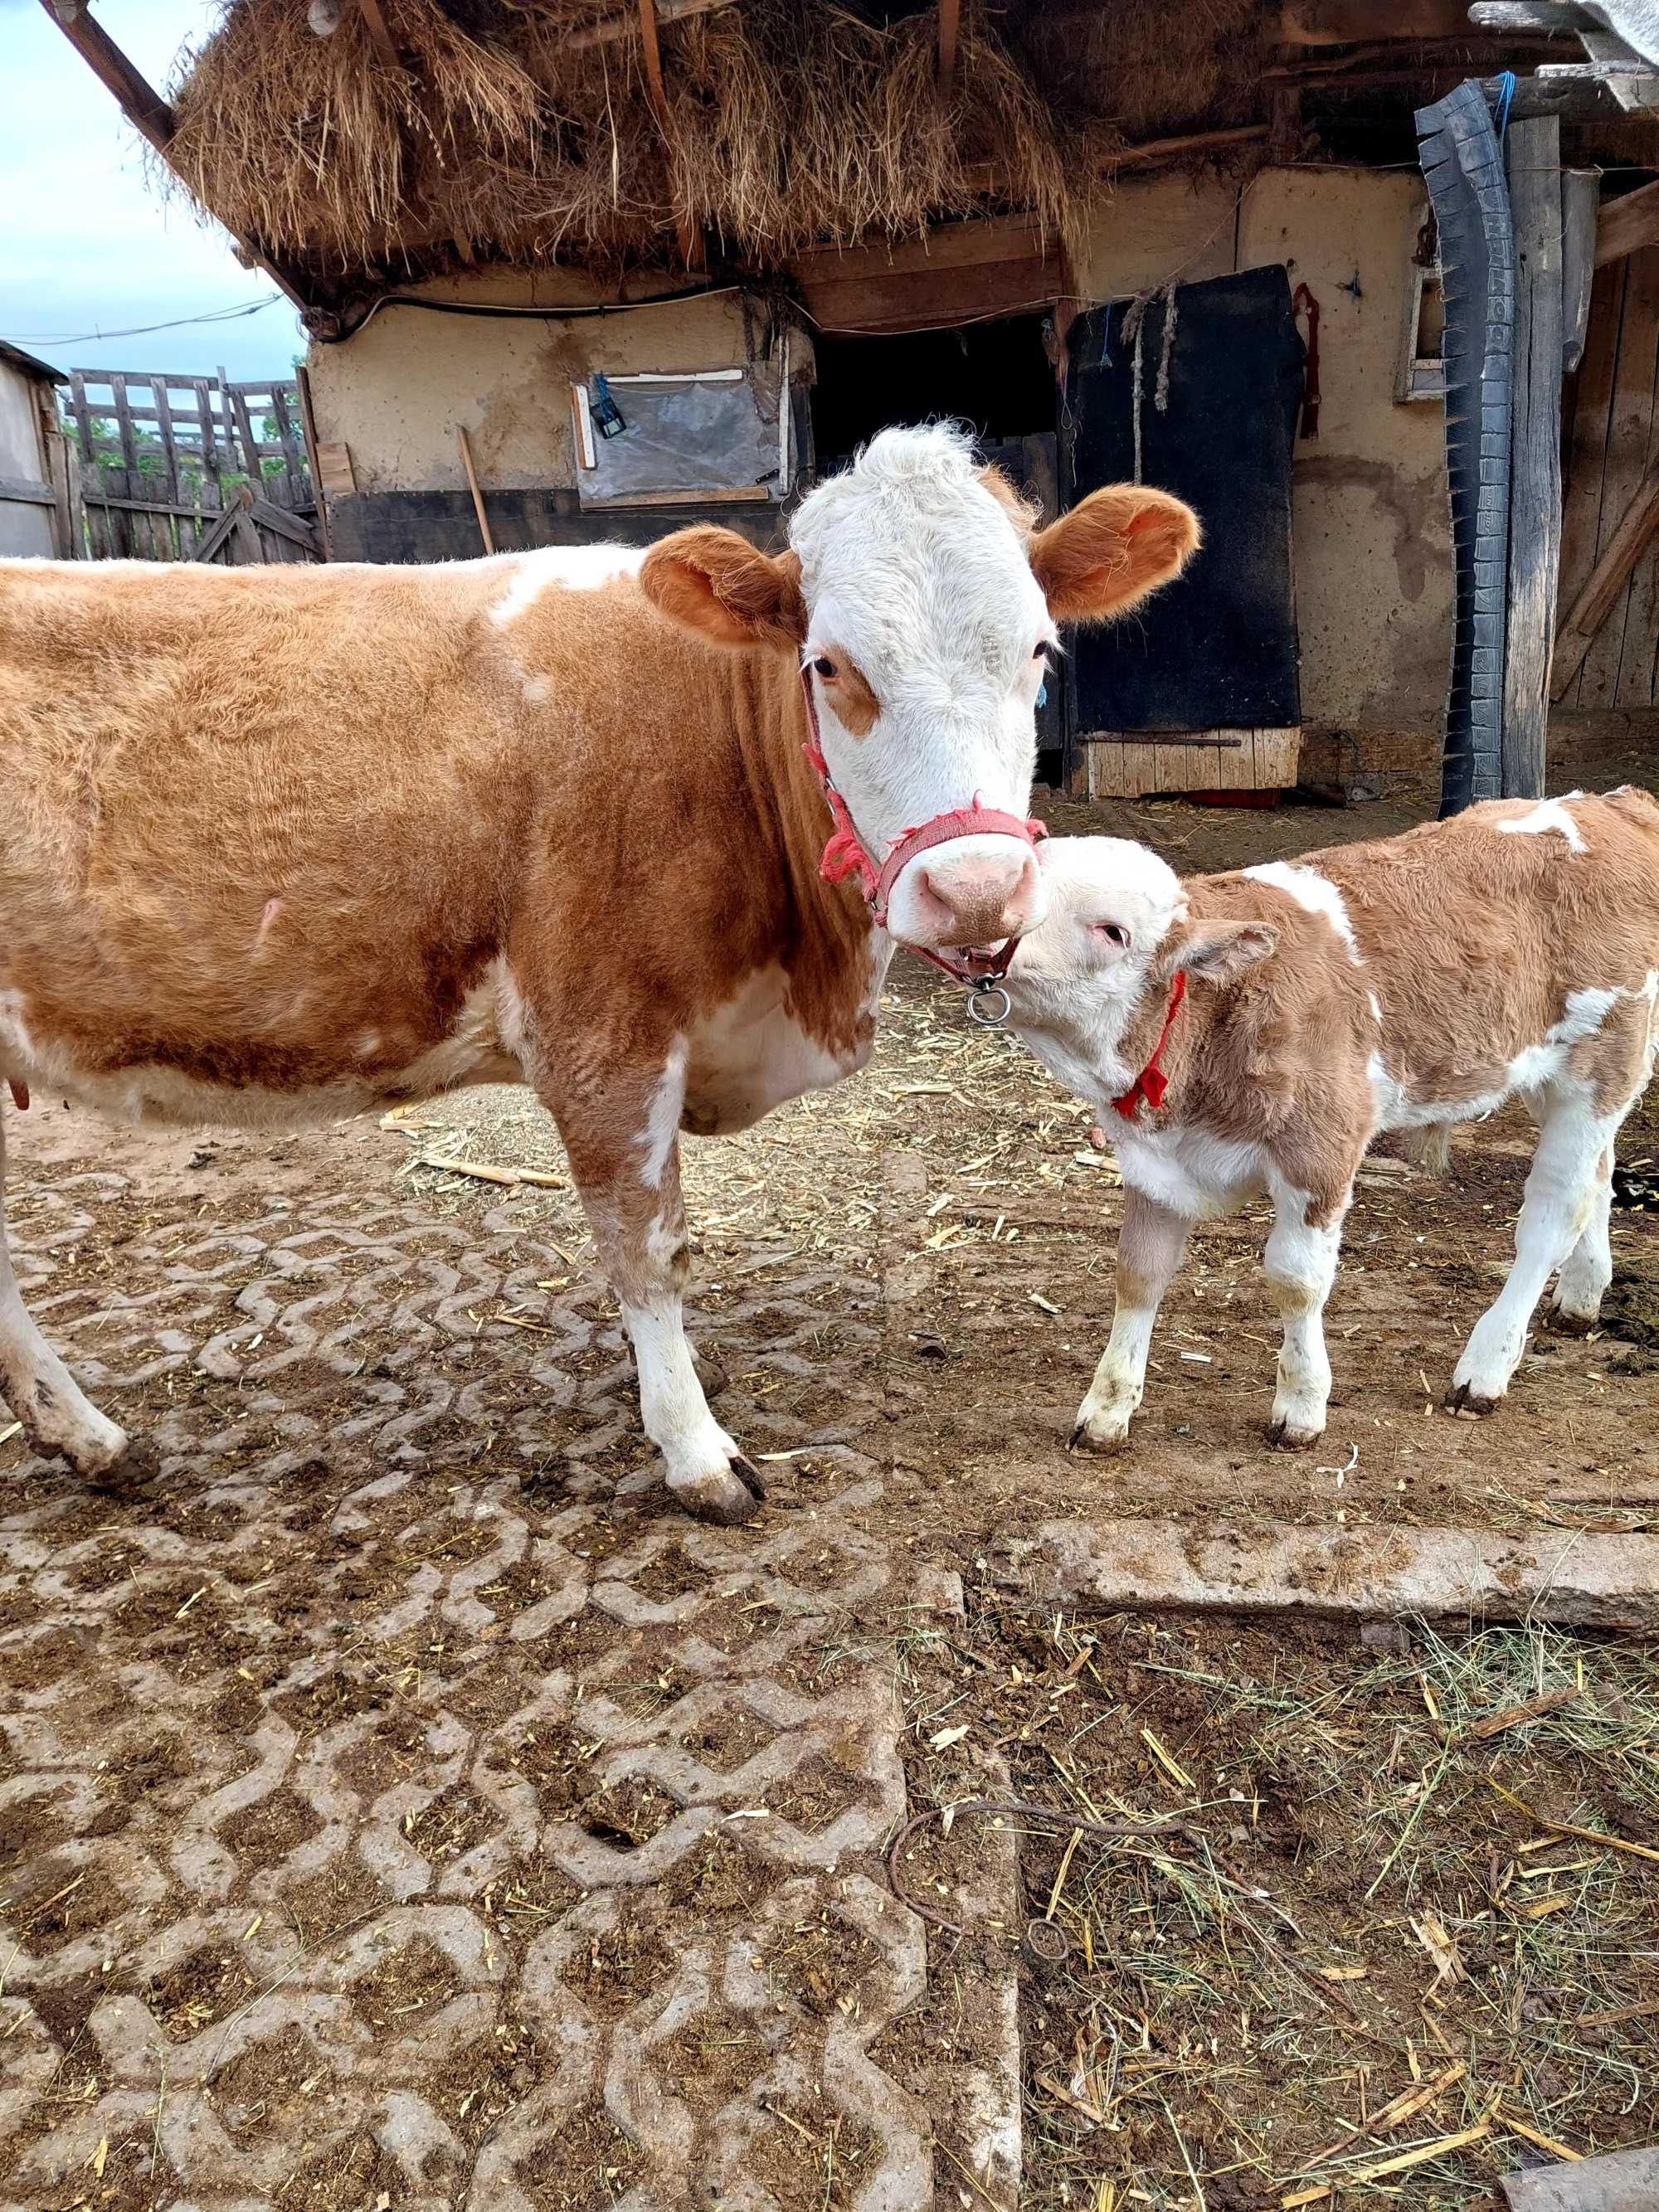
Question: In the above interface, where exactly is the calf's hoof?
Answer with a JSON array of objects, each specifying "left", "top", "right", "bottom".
[
  {"left": 671, "top": 1453, "right": 766, "bottom": 1527},
  {"left": 1265, "top": 1415, "right": 1323, "bottom": 1451},
  {"left": 1545, "top": 1301, "right": 1598, "bottom": 1337},
  {"left": 1444, "top": 1379, "right": 1501, "bottom": 1417},
  {"left": 85, "top": 1436, "right": 163, "bottom": 1492}
]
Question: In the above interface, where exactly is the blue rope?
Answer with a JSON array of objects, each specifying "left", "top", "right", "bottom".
[{"left": 1493, "top": 69, "right": 1516, "bottom": 139}]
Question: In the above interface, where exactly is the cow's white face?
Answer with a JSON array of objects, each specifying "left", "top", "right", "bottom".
[{"left": 640, "top": 425, "right": 1199, "bottom": 958}]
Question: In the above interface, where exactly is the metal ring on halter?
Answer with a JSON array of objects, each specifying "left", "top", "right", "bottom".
[{"left": 966, "top": 982, "right": 1012, "bottom": 1027}]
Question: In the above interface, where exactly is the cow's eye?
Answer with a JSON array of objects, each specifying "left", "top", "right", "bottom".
[
  {"left": 1097, "top": 922, "right": 1131, "bottom": 949},
  {"left": 812, "top": 655, "right": 838, "bottom": 680}
]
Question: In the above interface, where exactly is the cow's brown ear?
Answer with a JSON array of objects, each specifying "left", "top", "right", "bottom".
[
  {"left": 1028, "top": 485, "right": 1200, "bottom": 624},
  {"left": 1177, "top": 919, "right": 1277, "bottom": 984},
  {"left": 639, "top": 527, "right": 807, "bottom": 651}
]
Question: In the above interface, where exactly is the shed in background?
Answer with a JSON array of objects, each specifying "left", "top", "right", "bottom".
[{"left": 0, "top": 342, "right": 76, "bottom": 561}]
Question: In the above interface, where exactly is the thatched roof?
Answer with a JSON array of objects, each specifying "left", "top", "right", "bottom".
[
  {"left": 155, "top": 0, "right": 1602, "bottom": 313},
  {"left": 163, "top": 0, "right": 1264, "bottom": 299}
]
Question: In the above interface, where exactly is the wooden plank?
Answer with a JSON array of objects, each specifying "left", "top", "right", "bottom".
[
  {"left": 791, "top": 213, "right": 1049, "bottom": 286},
  {"left": 293, "top": 365, "right": 330, "bottom": 559},
  {"left": 314, "top": 441, "right": 358, "bottom": 502},
  {"left": 0, "top": 476, "right": 56, "bottom": 506},
  {"left": 1503, "top": 118, "right": 1564, "bottom": 797},
  {"left": 578, "top": 484, "right": 775, "bottom": 509},
  {"left": 1555, "top": 257, "right": 1625, "bottom": 706},
  {"left": 247, "top": 497, "right": 320, "bottom": 556},
  {"left": 109, "top": 373, "right": 139, "bottom": 483},
  {"left": 230, "top": 388, "right": 263, "bottom": 480},
  {"left": 1618, "top": 332, "right": 1659, "bottom": 705},
  {"left": 1579, "top": 246, "right": 1659, "bottom": 707},
  {"left": 1596, "top": 175, "right": 1659, "bottom": 266},
  {"left": 456, "top": 425, "right": 495, "bottom": 553},
  {"left": 66, "top": 371, "right": 95, "bottom": 463},
  {"left": 1552, "top": 466, "right": 1659, "bottom": 693},
  {"left": 267, "top": 386, "right": 307, "bottom": 504},
  {"left": 938, "top": 0, "right": 960, "bottom": 91},
  {"left": 355, "top": 0, "right": 403, "bottom": 71},
  {"left": 36, "top": 0, "right": 175, "bottom": 152},
  {"left": 45, "top": 432, "right": 78, "bottom": 558},
  {"left": 148, "top": 378, "right": 181, "bottom": 506},
  {"left": 636, "top": 0, "right": 669, "bottom": 124},
  {"left": 800, "top": 257, "right": 1063, "bottom": 335},
  {"left": 187, "top": 497, "right": 245, "bottom": 564},
  {"left": 1108, "top": 124, "right": 1269, "bottom": 171},
  {"left": 1562, "top": 170, "right": 1598, "bottom": 371},
  {"left": 192, "top": 378, "right": 219, "bottom": 477}
]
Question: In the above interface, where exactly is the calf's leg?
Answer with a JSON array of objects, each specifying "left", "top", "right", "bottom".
[
  {"left": 1072, "top": 1188, "right": 1190, "bottom": 1451},
  {"left": 1262, "top": 1175, "right": 1349, "bottom": 1449},
  {"left": 0, "top": 1105, "right": 129, "bottom": 1476},
  {"left": 1549, "top": 1140, "right": 1615, "bottom": 1330},
  {"left": 542, "top": 1049, "right": 763, "bottom": 1526},
  {"left": 1449, "top": 1085, "right": 1620, "bottom": 1413}
]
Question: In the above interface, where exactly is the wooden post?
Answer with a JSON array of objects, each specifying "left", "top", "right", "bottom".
[
  {"left": 1502, "top": 115, "right": 1564, "bottom": 801},
  {"left": 938, "top": 0, "right": 960, "bottom": 93}
]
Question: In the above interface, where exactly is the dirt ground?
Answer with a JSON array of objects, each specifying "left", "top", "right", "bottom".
[{"left": 2, "top": 795, "right": 1657, "bottom": 2210}]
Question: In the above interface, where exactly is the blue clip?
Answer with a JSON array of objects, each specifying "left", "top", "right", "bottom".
[
  {"left": 1493, "top": 69, "right": 1516, "bottom": 139},
  {"left": 1037, "top": 681, "right": 1048, "bottom": 708}
]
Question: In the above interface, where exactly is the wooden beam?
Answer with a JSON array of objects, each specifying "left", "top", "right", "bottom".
[
  {"left": 938, "top": 0, "right": 960, "bottom": 93},
  {"left": 354, "top": 0, "right": 403, "bottom": 71},
  {"left": 1550, "top": 467, "right": 1659, "bottom": 695},
  {"left": 637, "top": 0, "right": 669, "bottom": 125},
  {"left": 1561, "top": 168, "right": 1598, "bottom": 368},
  {"left": 39, "top": 0, "right": 328, "bottom": 328},
  {"left": 1502, "top": 117, "right": 1564, "bottom": 798},
  {"left": 1595, "top": 175, "right": 1659, "bottom": 265},
  {"left": 38, "top": 0, "right": 173, "bottom": 150},
  {"left": 1107, "top": 124, "right": 1270, "bottom": 170}
]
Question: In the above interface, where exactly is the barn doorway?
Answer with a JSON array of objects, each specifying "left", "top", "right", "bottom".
[
  {"left": 807, "top": 310, "right": 1067, "bottom": 781},
  {"left": 807, "top": 312, "right": 1056, "bottom": 469}
]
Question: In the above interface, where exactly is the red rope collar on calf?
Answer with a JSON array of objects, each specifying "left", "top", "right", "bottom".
[
  {"left": 799, "top": 664, "right": 1046, "bottom": 979},
  {"left": 1111, "top": 970, "right": 1187, "bottom": 1121}
]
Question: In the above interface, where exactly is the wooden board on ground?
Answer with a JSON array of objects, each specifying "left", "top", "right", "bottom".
[{"left": 1082, "top": 727, "right": 1301, "bottom": 799}]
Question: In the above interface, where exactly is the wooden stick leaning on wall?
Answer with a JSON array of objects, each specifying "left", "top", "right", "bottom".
[
  {"left": 1550, "top": 467, "right": 1659, "bottom": 698},
  {"left": 456, "top": 425, "right": 495, "bottom": 555}
]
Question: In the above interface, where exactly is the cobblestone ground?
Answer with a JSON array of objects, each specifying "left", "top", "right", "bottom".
[{"left": 0, "top": 1036, "right": 1022, "bottom": 2212}]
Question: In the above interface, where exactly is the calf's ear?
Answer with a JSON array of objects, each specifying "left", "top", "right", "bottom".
[
  {"left": 1178, "top": 920, "right": 1277, "bottom": 984},
  {"left": 640, "top": 527, "right": 807, "bottom": 650},
  {"left": 1029, "top": 485, "right": 1200, "bottom": 624}
]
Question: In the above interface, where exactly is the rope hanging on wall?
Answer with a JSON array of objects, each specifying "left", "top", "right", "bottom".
[{"left": 1120, "top": 282, "right": 1180, "bottom": 484}]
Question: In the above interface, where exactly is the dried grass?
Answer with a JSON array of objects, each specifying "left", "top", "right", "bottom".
[{"left": 166, "top": 0, "right": 1091, "bottom": 277}]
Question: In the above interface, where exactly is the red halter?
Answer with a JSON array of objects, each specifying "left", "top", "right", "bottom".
[
  {"left": 798, "top": 664, "right": 1046, "bottom": 984},
  {"left": 1110, "top": 970, "right": 1187, "bottom": 1120}
]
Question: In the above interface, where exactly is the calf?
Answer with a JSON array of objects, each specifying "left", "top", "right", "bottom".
[
  {"left": 1000, "top": 792, "right": 1659, "bottom": 1451},
  {"left": 0, "top": 425, "right": 1198, "bottom": 1520}
]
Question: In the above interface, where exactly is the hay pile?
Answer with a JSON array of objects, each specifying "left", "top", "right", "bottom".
[{"left": 166, "top": 0, "right": 1097, "bottom": 280}]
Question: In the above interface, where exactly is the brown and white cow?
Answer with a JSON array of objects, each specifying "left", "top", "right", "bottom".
[
  {"left": 999, "top": 791, "right": 1659, "bottom": 1450},
  {"left": 0, "top": 425, "right": 1198, "bottom": 1521}
]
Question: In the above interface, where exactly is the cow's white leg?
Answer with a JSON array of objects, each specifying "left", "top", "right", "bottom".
[
  {"left": 1262, "top": 1176, "right": 1348, "bottom": 1450},
  {"left": 545, "top": 1049, "right": 762, "bottom": 1526},
  {"left": 1550, "top": 1140, "right": 1616, "bottom": 1329},
  {"left": 0, "top": 1106, "right": 129, "bottom": 1475},
  {"left": 1450, "top": 1086, "right": 1618, "bottom": 1413},
  {"left": 1072, "top": 1188, "right": 1191, "bottom": 1451}
]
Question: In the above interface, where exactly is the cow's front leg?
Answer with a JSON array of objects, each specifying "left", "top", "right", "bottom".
[
  {"left": 1072, "top": 1187, "right": 1191, "bottom": 1451},
  {"left": 0, "top": 1104, "right": 129, "bottom": 1477},
  {"left": 1262, "top": 1175, "right": 1349, "bottom": 1448},
  {"left": 544, "top": 1053, "right": 763, "bottom": 1526}
]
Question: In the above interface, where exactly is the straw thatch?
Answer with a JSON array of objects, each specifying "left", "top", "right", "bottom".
[{"left": 166, "top": 0, "right": 1109, "bottom": 284}]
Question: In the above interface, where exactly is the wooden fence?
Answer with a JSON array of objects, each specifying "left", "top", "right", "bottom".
[{"left": 62, "top": 367, "right": 322, "bottom": 563}]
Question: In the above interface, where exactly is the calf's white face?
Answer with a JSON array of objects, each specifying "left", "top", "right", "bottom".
[
  {"left": 1005, "top": 838, "right": 1275, "bottom": 1108},
  {"left": 640, "top": 425, "right": 1199, "bottom": 956}
]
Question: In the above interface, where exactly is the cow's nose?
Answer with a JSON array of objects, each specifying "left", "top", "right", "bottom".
[{"left": 907, "top": 846, "right": 1042, "bottom": 949}]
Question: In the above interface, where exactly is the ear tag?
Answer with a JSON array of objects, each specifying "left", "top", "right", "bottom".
[
  {"left": 1037, "top": 682, "right": 1048, "bottom": 708},
  {"left": 591, "top": 374, "right": 627, "bottom": 439}
]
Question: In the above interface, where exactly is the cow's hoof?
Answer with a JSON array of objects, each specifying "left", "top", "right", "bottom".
[
  {"left": 85, "top": 1436, "right": 161, "bottom": 1491},
  {"left": 1068, "top": 1412, "right": 1131, "bottom": 1454},
  {"left": 1265, "top": 1417, "right": 1322, "bottom": 1451},
  {"left": 1444, "top": 1380, "right": 1501, "bottom": 1417},
  {"left": 674, "top": 1456, "right": 766, "bottom": 1526}
]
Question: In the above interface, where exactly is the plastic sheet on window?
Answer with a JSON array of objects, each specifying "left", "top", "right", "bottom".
[{"left": 577, "top": 368, "right": 786, "bottom": 507}]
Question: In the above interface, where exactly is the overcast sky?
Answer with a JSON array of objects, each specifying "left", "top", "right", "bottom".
[{"left": 1, "top": 0, "right": 305, "bottom": 381}]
